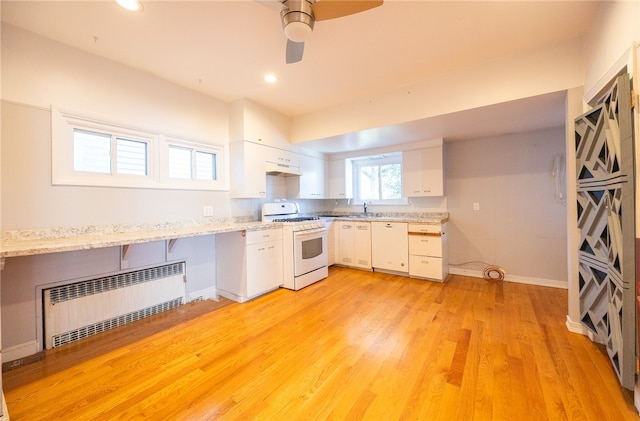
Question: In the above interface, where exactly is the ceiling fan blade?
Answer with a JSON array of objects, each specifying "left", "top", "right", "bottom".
[
  {"left": 286, "top": 39, "right": 305, "bottom": 64},
  {"left": 312, "top": 0, "right": 383, "bottom": 21}
]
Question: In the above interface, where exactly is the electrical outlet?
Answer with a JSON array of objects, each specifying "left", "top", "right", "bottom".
[
  {"left": 203, "top": 205, "right": 214, "bottom": 217},
  {"left": 473, "top": 202, "right": 480, "bottom": 211}
]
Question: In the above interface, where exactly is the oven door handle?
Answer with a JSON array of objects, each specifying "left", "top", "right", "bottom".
[{"left": 294, "top": 227, "right": 327, "bottom": 238}]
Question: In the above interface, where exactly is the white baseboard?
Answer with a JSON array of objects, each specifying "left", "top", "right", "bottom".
[
  {"left": 3, "top": 340, "right": 38, "bottom": 363},
  {"left": 187, "top": 287, "right": 217, "bottom": 303},
  {"left": 565, "top": 315, "right": 588, "bottom": 335},
  {"left": 448, "top": 267, "right": 568, "bottom": 289},
  {"left": 217, "top": 289, "right": 245, "bottom": 303}
]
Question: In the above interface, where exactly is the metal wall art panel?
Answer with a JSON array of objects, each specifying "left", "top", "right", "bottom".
[{"left": 575, "top": 73, "right": 635, "bottom": 389}]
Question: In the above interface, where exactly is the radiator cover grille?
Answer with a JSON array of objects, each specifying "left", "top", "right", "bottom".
[
  {"left": 51, "top": 298, "right": 182, "bottom": 347},
  {"left": 44, "top": 262, "right": 186, "bottom": 349},
  {"left": 47, "top": 263, "right": 184, "bottom": 304}
]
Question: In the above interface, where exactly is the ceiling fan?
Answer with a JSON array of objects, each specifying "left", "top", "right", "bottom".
[{"left": 279, "top": 0, "right": 383, "bottom": 64}]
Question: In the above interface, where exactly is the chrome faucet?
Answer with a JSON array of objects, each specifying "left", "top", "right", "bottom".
[{"left": 363, "top": 201, "right": 369, "bottom": 215}]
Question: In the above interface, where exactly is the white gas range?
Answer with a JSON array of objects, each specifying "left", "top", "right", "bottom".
[{"left": 262, "top": 202, "right": 328, "bottom": 290}]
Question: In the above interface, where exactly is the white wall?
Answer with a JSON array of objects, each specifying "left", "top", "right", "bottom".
[
  {"left": 582, "top": 1, "right": 640, "bottom": 97},
  {"left": 0, "top": 25, "right": 330, "bottom": 229},
  {"left": 291, "top": 37, "right": 585, "bottom": 143},
  {"left": 445, "top": 128, "right": 567, "bottom": 285},
  {"left": 1, "top": 24, "right": 238, "bottom": 229}
]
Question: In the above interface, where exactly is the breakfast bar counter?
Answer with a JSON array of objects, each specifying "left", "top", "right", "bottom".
[{"left": 0, "top": 220, "right": 278, "bottom": 259}]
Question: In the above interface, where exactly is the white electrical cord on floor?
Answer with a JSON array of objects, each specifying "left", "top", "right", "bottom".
[
  {"left": 449, "top": 260, "right": 506, "bottom": 281},
  {"left": 482, "top": 265, "right": 506, "bottom": 281}
]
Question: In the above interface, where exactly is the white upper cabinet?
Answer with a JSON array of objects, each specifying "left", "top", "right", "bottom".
[
  {"left": 265, "top": 146, "right": 300, "bottom": 174},
  {"left": 230, "top": 99, "right": 291, "bottom": 149},
  {"left": 296, "top": 154, "right": 327, "bottom": 199},
  {"left": 229, "top": 141, "right": 267, "bottom": 198},
  {"left": 402, "top": 145, "right": 444, "bottom": 197},
  {"left": 328, "top": 158, "right": 353, "bottom": 199}
]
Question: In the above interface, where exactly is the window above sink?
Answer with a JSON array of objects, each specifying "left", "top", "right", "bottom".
[{"left": 351, "top": 152, "right": 407, "bottom": 205}]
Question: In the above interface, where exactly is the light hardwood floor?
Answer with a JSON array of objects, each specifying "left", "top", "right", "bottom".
[{"left": 4, "top": 266, "right": 639, "bottom": 420}]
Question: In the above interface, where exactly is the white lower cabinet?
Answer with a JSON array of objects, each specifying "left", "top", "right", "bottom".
[
  {"left": 325, "top": 219, "right": 337, "bottom": 265},
  {"left": 337, "top": 221, "right": 371, "bottom": 270},
  {"left": 408, "top": 223, "right": 448, "bottom": 281},
  {"left": 371, "top": 222, "right": 408, "bottom": 273},
  {"left": 216, "top": 228, "right": 283, "bottom": 302}
]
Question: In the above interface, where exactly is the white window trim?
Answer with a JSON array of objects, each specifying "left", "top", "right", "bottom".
[
  {"left": 52, "top": 106, "right": 227, "bottom": 191},
  {"left": 352, "top": 152, "right": 407, "bottom": 205},
  {"left": 161, "top": 136, "right": 226, "bottom": 191},
  {"left": 52, "top": 107, "right": 158, "bottom": 188}
]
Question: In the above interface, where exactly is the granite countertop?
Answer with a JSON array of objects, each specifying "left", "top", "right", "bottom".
[
  {"left": 0, "top": 219, "right": 278, "bottom": 259},
  {"left": 1, "top": 212, "right": 449, "bottom": 259},
  {"left": 319, "top": 212, "right": 449, "bottom": 224}
]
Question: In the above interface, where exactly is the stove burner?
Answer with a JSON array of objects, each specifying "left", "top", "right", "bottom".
[{"left": 273, "top": 216, "right": 320, "bottom": 223}]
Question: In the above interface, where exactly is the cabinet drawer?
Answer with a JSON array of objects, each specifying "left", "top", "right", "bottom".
[
  {"left": 409, "top": 255, "right": 443, "bottom": 280},
  {"left": 408, "top": 224, "right": 441, "bottom": 234},
  {"left": 246, "top": 228, "right": 283, "bottom": 244},
  {"left": 408, "top": 234, "right": 442, "bottom": 257}
]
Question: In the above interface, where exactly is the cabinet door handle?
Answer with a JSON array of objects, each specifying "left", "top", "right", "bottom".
[{"left": 409, "top": 232, "right": 441, "bottom": 237}]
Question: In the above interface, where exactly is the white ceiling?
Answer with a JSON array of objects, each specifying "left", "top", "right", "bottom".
[{"left": 1, "top": 0, "right": 599, "bottom": 152}]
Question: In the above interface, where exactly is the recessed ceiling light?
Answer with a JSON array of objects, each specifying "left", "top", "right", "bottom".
[
  {"left": 264, "top": 74, "right": 278, "bottom": 84},
  {"left": 116, "top": 0, "right": 143, "bottom": 12}
]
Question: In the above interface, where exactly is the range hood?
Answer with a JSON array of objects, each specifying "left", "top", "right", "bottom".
[{"left": 265, "top": 161, "right": 301, "bottom": 176}]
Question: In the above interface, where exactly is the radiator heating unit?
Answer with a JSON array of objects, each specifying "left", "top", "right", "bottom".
[{"left": 44, "top": 262, "right": 186, "bottom": 348}]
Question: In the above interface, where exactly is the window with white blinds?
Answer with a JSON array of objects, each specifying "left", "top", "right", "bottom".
[
  {"left": 117, "top": 138, "right": 148, "bottom": 175},
  {"left": 52, "top": 107, "right": 226, "bottom": 191},
  {"left": 166, "top": 141, "right": 220, "bottom": 183},
  {"left": 73, "top": 129, "right": 111, "bottom": 174},
  {"left": 72, "top": 129, "right": 149, "bottom": 176},
  {"left": 195, "top": 151, "right": 216, "bottom": 180},
  {"left": 168, "top": 146, "right": 192, "bottom": 179}
]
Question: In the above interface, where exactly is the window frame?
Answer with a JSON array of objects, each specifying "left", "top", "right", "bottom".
[
  {"left": 351, "top": 152, "right": 407, "bottom": 205},
  {"left": 52, "top": 107, "right": 227, "bottom": 191},
  {"left": 162, "top": 136, "right": 225, "bottom": 190},
  {"left": 53, "top": 109, "right": 157, "bottom": 188}
]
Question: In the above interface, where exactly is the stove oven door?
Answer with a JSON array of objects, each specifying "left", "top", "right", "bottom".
[{"left": 293, "top": 228, "right": 328, "bottom": 277}]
